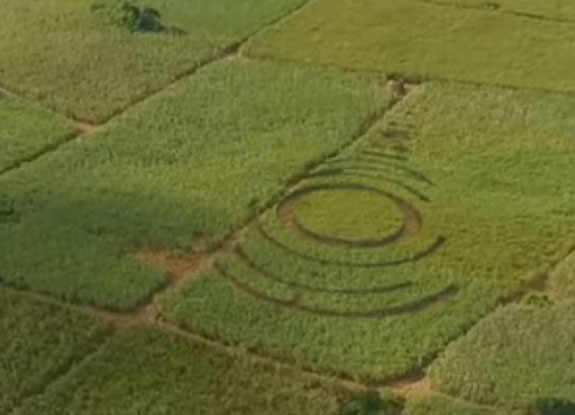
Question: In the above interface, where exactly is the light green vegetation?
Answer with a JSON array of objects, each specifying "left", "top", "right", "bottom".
[
  {"left": 549, "top": 251, "right": 575, "bottom": 302},
  {"left": 0, "top": 60, "right": 388, "bottom": 309},
  {"left": 404, "top": 395, "right": 506, "bottom": 415},
  {"left": 292, "top": 188, "right": 404, "bottom": 243},
  {"left": 160, "top": 82, "right": 575, "bottom": 381},
  {"left": 0, "top": 0, "right": 308, "bottom": 122},
  {"left": 0, "top": 93, "right": 75, "bottom": 174},
  {"left": 427, "top": 0, "right": 575, "bottom": 21},
  {"left": 246, "top": 0, "right": 575, "bottom": 93},
  {"left": 0, "top": 288, "right": 108, "bottom": 415},
  {"left": 16, "top": 327, "right": 343, "bottom": 415},
  {"left": 428, "top": 304, "right": 575, "bottom": 411}
]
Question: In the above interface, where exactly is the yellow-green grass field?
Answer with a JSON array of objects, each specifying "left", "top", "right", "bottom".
[
  {"left": 0, "top": 93, "right": 75, "bottom": 174},
  {"left": 0, "top": 0, "right": 308, "bottom": 122},
  {"left": 246, "top": 0, "right": 575, "bottom": 93},
  {"left": 2, "top": 0, "right": 575, "bottom": 414}
]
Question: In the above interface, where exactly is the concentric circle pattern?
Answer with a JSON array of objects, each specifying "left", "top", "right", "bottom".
[{"left": 216, "top": 127, "right": 457, "bottom": 318}]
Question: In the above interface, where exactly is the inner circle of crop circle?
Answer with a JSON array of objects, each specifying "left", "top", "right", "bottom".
[{"left": 277, "top": 183, "right": 422, "bottom": 248}]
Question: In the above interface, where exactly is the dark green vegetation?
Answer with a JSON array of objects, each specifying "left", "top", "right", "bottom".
[
  {"left": 246, "top": 0, "right": 575, "bottom": 93},
  {"left": 91, "top": 0, "right": 180, "bottom": 34},
  {"left": 160, "top": 82, "right": 575, "bottom": 380},
  {"left": 403, "top": 395, "right": 505, "bottom": 415},
  {"left": 0, "top": 289, "right": 108, "bottom": 414},
  {"left": 0, "top": 60, "right": 388, "bottom": 309},
  {"left": 15, "top": 328, "right": 342, "bottom": 415},
  {"left": 342, "top": 390, "right": 403, "bottom": 415},
  {"left": 429, "top": 304, "right": 575, "bottom": 411},
  {"left": 0, "top": 94, "right": 75, "bottom": 174},
  {"left": 0, "top": 0, "right": 307, "bottom": 121}
]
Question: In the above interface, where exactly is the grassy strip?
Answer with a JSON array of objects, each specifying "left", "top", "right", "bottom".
[
  {"left": 15, "top": 327, "right": 343, "bottom": 415},
  {"left": 245, "top": 0, "right": 575, "bottom": 93},
  {"left": 0, "top": 59, "right": 388, "bottom": 309},
  {"left": 404, "top": 395, "right": 508, "bottom": 415},
  {"left": 0, "top": 93, "right": 75, "bottom": 174},
  {"left": 0, "top": 0, "right": 308, "bottom": 122},
  {"left": 428, "top": 303, "right": 575, "bottom": 411},
  {"left": 160, "top": 82, "right": 575, "bottom": 380},
  {"left": 0, "top": 288, "right": 109, "bottom": 414}
]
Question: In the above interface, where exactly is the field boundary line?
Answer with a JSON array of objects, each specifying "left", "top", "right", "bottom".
[
  {"left": 420, "top": 0, "right": 575, "bottom": 25},
  {"left": 391, "top": 242, "right": 575, "bottom": 396},
  {"left": 0, "top": 130, "right": 80, "bottom": 177},
  {"left": 0, "top": 0, "right": 317, "bottom": 178},
  {"left": 6, "top": 323, "right": 114, "bottom": 415},
  {"left": 0, "top": 82, "right": 407, "bottom": 397},
  {"left": 245, "top": 51, "right": 575, "bottom": 101},
  {"left": 133, "top": 77, "right": 406, "bottom": 309}
]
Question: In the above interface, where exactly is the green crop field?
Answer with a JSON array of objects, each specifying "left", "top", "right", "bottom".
[
  {"left": 0, "top": 0, "right": 308, "bottom": 122},
  {"left": 0, "top": 60, "right": 387, "bottom": 309},
  {"left": 15, "top": 328, "right": 344, "bottom": 415},
  {"left": 429, "top": 303, "right": 575, "bottom": 412},
  {"left": 245, "top": 0, "right": 575, "bottom": 93},
  {"left": 0, "top": 93, "right": 76, "bottom": 174},
  {"left": 425, "top": 0, "right": 575, "bottom": 21},
  {"left": 160, "top": 82, "right": 575, "bottom": 381},
  {"left": 2, "top": 0, "right": 575, "bottom": 414},
  {"left": 0, "top": 288, "right": 108, "bottom": 414},
  {"left": 404, "top": 395, "right": 507, "bottom": 415}
]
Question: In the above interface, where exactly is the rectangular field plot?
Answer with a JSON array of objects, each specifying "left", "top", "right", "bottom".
[
  {"left": 426, "top": 0, "right": 575, "bottom": 22},
  {"left": 0, "top": 93, "right": 75, "bottom": 174},
  {"left": 428, "top": 304, "right": 575, "bottom": 412},
  {"left": 245, "top": 0, "right": 575, "bottom": 93},
  {"left": 0, "top": 289, "right": 108, "bottom": 414},
  {"left": 16, "top": 328, "right": 342, "bottom": 415},
  {"left": 0, "top": 0, "right": 307, "bottom": 122},
  {"left": 160, "top": 82, "right": 575, "bottom": 381},
  {"left": 0, "top": 60, "right": 388, "bottom": 309}
]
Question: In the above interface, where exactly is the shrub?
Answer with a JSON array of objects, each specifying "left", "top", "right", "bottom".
[
  {"left": 530, "top": 398, "right": 575, "bottom": 415},
  {"left": 0, "top": 199, "right": 14, "bottom": 223},
  {"left": 91, "top": 0, "right": 166, "bottom": 33},
  {"left": 341, "top": 390, "right": 404, "bottom": 415}
]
